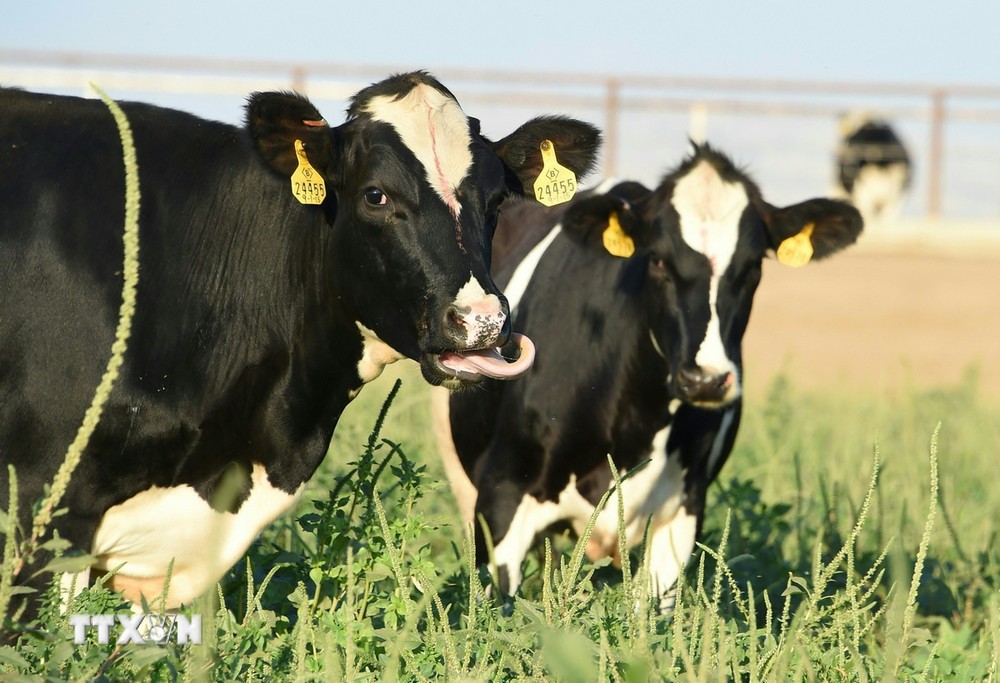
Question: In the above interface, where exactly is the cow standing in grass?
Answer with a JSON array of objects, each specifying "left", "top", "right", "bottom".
[
  {"left": 435, "top": 143, "right": 862, "bottom": 608},
  {"left": 0, "top": 72, "right": 601, "bottom": 624}
]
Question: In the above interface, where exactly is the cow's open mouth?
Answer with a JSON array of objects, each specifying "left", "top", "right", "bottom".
[{"left": 426, "top": 333, "right": 535, "bottom": 384}]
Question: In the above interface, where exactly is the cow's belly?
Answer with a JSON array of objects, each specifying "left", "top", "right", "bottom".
[{"left": 90, "top": 464, "right": 303, "bottom": 607}]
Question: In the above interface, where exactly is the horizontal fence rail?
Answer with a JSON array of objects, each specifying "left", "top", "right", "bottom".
[{"left": 3, "top": 49, "right": 1000, "bottom": 221}]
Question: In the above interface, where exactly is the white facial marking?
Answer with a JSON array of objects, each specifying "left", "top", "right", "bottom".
[
  {"left": 365, "top": 84, "right": 473, "bottom": 219},
  {"left": 503, "top": 225, "right": 562, "bottom": 313},
  {"left": 356, "top": 322, "right": 406, "bottom": 383},
  {"left": 90, "top": 464, "right": 303, "bottom": 608},
  {"left": 671, "top": 160, "right": 746, "bottom": 389}
]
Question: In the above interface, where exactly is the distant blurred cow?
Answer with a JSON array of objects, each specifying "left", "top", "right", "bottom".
[{"left": 835, "top": 113, "right": 912, "bottom": 226}]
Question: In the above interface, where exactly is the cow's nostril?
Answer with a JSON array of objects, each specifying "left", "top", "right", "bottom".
[
  {"left": 447, "top": 307, "right": 467, "bottom": 329},
  {"left": 443, "top": 306, "right": 469, "bottom": 346}
]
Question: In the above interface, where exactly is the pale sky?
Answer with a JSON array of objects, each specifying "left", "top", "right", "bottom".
[
  {"left": 3, "top": 0, "right": 997, "bottom": 85},
  {"left": 3, "top": 1, "right": 999, "bottom": 218}
]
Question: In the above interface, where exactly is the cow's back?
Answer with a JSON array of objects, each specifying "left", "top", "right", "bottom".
[{"left": 0, "top": 89, "right": 321, "bottom": 524}]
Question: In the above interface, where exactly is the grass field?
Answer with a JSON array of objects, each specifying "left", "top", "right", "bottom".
[{"left": 2, "top": 361, "right": 997, "bottom": 682}]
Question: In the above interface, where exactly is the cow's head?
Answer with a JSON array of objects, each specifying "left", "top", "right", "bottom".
[
  {"left": 246, "top": 72, "right": 601, "bottom": 388},
  {"left": 562, "top": 144, "right": 862, "bottom": 408}
]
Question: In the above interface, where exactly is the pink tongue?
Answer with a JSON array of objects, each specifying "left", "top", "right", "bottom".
[{"left": 438, "top": 333, "right": 535, "bottom": 379}]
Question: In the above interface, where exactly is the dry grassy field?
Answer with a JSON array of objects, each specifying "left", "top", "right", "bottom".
[{"left": 743, "top": 223, "right": 1000, "bottom": 400}]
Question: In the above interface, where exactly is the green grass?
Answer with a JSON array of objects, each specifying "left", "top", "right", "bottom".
[{"left": 2, "top": 364, "right": 998, "bottom": 682}]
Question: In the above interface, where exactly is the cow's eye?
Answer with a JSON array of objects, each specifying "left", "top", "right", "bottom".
[
  {"left": 363, "top": 187, "right": 388, "bottom": 207},
  {"left": 650, "top": 257, "right": 668, "bottom": 274}
]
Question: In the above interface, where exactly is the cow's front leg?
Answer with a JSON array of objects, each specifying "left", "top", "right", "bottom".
[
  {"left": 475, "top": 477, "right": 564, "bottom": 597},
  {"left": 646, "top": 500, "right": 701, "bottom": 611}
]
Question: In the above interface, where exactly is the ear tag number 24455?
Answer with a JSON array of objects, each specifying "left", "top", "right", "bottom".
[{"left": 532, "top": 140, "right": 578, "bottom": 207}]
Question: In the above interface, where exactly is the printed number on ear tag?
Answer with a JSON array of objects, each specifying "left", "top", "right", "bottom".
[
  {"left": 776, "top": 223, "right": 815, "bottom": 268},
  {"left": 602, "top": 212, "right": 635, "bottom": 258},
  {"left": 291, "top": 139, "right": 327, "bottom": 206},
  {"left": 532, "top": 140, "right": 578, "bottom": 207}
]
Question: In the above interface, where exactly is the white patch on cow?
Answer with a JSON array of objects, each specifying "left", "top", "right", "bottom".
[
  {"left": 852, "top": 162, "right": 909, "bottom": 226},
  {"left": 59, "top": 567, "right": 91, "bottom": 614},
  {"left": 356, "top": 322, "right": 406, "bottom": 384},
  {"left": 503, "top": 225, "right": 562, "bottom": 313},
  {"left": 671, "top": 160, "right": 746, "bottom": 392},
  {"left": 90, "top": 464, "right": 303, "bottom": 608},
  {"left": 490, "top": 426, "right": 694, "bottom": 605},
  {"left": 430, "top": 385, "right": 478, "bottom": 525},
  {"left": 452, "top": 272, "right": 505, "bottom": 347},
  {"left": 502, "top": 179, "right": 624, "bottom": 316},
  {"left": 492, "top": 477, "right": 594, "bottom": 593},
  {"left": 649, "top": 329, "right": 666, "bottom": 359},
  {"left": 364, "top": 84, "right": 472, "bottom": 217},
  {"left": 707, "top": 407, "right": 737, "bottom": 475},
  {"left": 590, "top": 427, "right": 685, "bottom": 549},
  {"left": 492, "top": 494, "right": 561, "bottom": 592}
]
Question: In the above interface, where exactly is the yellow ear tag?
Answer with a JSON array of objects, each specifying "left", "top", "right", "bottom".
[
  {"left": 776, "top": 222, "right": 815, "bottom": 268},
  {"left": 602, "top": 212, "right": 635, "bottom": 258},
  {"left": 532, "top": 140, "right": 578, "bottom": 207},
  {"left": 290, "top": 139, "right": 326, "bottom": 206}
]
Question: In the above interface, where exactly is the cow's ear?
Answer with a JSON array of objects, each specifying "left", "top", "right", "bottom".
[
  {"left": 561, "top": 194, "right": 652, "bottom": 258},
  {"left": 246, "top": 91, "right": 334, "bottom": 178},
  {"left": 493, "top": 116, "right": 602, "bottom": 197},
  {"left": 761, "top": 198, "right": 863, "bottom": 267}
]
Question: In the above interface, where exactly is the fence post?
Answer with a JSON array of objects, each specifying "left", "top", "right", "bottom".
[
  {"left": 292, "top": 66, "right": 307, "bottom": 94},
  {"left": 927, "top": 89, "right": 946, "bottom": 219},
  {"left": 604, "top": 78, "right": 620, "bottom": 178}
]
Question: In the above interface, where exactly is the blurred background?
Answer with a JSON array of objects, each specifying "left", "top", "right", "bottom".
[{"left": 3, "top": 0, "right": 998, "bottom": 396}]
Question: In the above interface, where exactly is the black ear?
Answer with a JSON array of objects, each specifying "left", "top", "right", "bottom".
[
  {"left": 492, "top": 116, "right": 602, "bottom": 196},
  {"left": 561, "top": 193, "right": 652, "bottom": 258},
  {"left": 246, "top": 91, "right": 334, "bottom": 179},
  {"left": 762, "top": 197, "right": 863, "bottom": 264}
]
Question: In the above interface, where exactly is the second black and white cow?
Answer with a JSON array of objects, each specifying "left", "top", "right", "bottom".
[
  {"left": 835, "top": 112, "right": 912, "bottom": 226},
  {"left": 436, "top": 143, "right": 862, "bottom": 607},
  {"left": 0, "top": 72, "right": 601, "bottom": 621}
]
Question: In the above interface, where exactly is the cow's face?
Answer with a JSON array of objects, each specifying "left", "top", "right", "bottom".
[
  {"left": 566, "top": 145, "right": 862, "bottom": 409},
  {"left": 247, "top": 74, "right": 601, "bottom": 388}
]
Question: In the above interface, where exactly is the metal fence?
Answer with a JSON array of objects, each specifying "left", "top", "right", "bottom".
[{"left": 3, "top": 49, "right": 1000, "bottom": 221}]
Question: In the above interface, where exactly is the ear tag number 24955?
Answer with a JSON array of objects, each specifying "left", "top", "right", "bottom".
[{"left": 532, "top": 140, "right": 578, "bottom": 207}]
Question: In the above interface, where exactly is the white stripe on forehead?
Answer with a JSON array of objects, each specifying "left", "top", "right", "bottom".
[
  {"left": 364, "top": 84, "right": 473, "bottom": 216},
  {"left": 671, "top": 160, "right": 747, "bottom": 268},
  {"left": 671, "top": 159, "right": 747, "bottom": 375}
]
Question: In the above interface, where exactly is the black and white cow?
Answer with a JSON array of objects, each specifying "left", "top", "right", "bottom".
[
  {"left": 0, "top": 72, "right": 601, "bottom": 619},
  {"left": 835, "top": 112, "right": 912, "bottom": 226},
  {"left": 436, "top": 143, "right": 862, "bottom": 607}
]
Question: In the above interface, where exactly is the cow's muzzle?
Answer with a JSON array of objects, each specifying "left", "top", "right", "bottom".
[{"left": 675, "top": 366, "right": 740, "bottom": 407}]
